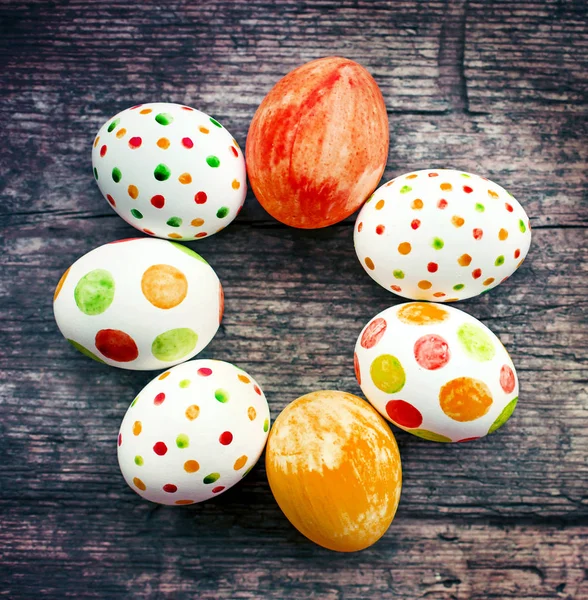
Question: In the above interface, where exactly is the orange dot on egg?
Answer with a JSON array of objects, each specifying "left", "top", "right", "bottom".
[
  {"left": 411, "top": 199, "right": 423, "bottom": 210},
  {"left": 140, "top": 108, "right": 152, "bottom": 115},
  {"left": 233, "top": 455, "right": 248, "bottom": 470},
  {"left": 406, "top": 174, "right": 418, "bottom": 179},
  {"left": 178, "top": 173, "right": 192, "bottom": 184},
  {"left": 175, "top": 499, "right": 195, "bottom": 505},
  {"left": 488, "top": 189, "right": 499, "bottom": 199},
  {"left": 397, "top": 302, "right": 449, "bottom": 325},
  {"left": 498, "top": 228, "right": 509, "bottom": 240},
  {"left": 398, "top": 242, "right": 412, "bottom": 255},
  {"left": 238, "top": 374, "right": 250, "bottom": 384},
  {"left": 232, "top": 179, "right": 241, "bottom": 190},
  {"left": 483, "top": 277, "right": 495, "bottom": 286},
  {"left": 433, "top": 292, "right": 446, "bottom": 298},
  {"left": 248, "top": 406, "right": 257, "bottom": 421},
  {"left": 364, "top": 257, "right": 375, "bottom": 270},
  {"left": 94, "top": 136, "right": 100, "bottom": 148},
  {"left": 199, "top": 126, "right": 209, "bottom": 134},
  {"left": 168, "top": 233, "right": 183, "bottom": 239},
  {"left": 184, "top": 460, "right": 200, "bottom": 473},
  {"left": 451, "top": 215, "right": 464, "bottom": 227},
  {"left": 116, "top": 128, "right": 127, "bottom": 139},
  {"left": 439, "top": 377, "right": 493, "bottom": 422},
  {"left": 375, "top": 200, "right": 385, "bottom": 210},
  {"left": 157, "top": 137, "right": 170, "bottom": 149},
  {"left": 133, "top": 421, "right": 142, "bottom": 436},
  {"left": 191, "top": 218, "right": 205, "bottom": 227},
  {"left": 440, "top": 183, "right": 452, "bottom": 191},
  {"left": 418, "top": 280, "right": 432, "bottom": 290},
  {"left": 158, "top": 371, "right": 171, "bottom": 380},
  {"left": 133, "top": 477, "right": 146, "bottom": 491},
  {"left": 127, "top": 184, "right": 139, "bottom": 199},
  {"left": 458, "top": 254, "right": 472, "bottom": 267}
]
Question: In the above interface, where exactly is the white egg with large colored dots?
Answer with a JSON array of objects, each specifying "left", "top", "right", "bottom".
[
  {"left": 53, "top": 238, "right": 223, "bottom": 370},
  {"left": 354, "top": 302, "right": 519, "bottom": 442},
  {"left": 92, "top": 102, "right": 246, "bottom": 240},
  {"left": 354, "top": 169, "right": 532, "bottom": 301},
  {"left": 117, "top": 359, "right": 270, "bottom": 505}
]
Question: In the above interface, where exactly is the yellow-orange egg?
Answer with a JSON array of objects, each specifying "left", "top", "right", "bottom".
[{"left": 266, "top": 390, "right": 402, "bottom": 552}]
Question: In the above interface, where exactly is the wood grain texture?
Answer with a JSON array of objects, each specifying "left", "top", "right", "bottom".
[{"left": 1, "top": 0, "right": 587, "bottom": 598}]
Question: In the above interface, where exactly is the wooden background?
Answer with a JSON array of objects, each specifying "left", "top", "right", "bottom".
[{"left": 1, "top": 0, "right": 587, "bottom": 598}]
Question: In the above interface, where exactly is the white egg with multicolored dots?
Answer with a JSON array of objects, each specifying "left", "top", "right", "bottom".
[
  {"left": 117, "top": 359, "right": 271, "bottom": 505},
  {"left": 53, "top": 238, "right": 223, "bottom": 370},
  {"left": 354, "top": 169, "right": 532, "bottom": 301},
  {"left": 354, "top": 302, "right": 519, "bottom": 442},
  {"left": 92, "top": 102, "right": 246, "bottom": 240}
]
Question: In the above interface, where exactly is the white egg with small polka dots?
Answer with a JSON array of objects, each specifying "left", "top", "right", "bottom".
[
  {"left": 92, "top": 102, "right": 246, "bottom": 240},
  {"left": 354, "top": 169, "right": 532, "bottom": 301},
  {"left": 117, "top": 359, "right": 270, "bottom": 505}
]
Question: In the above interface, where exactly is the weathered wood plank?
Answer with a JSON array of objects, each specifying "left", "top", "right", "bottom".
[
  {"left": 465, "top": 0, "right": 588, "bottom": 114},
  {"left": 1, "top": 506, "right": 585, "bottom": 599}
]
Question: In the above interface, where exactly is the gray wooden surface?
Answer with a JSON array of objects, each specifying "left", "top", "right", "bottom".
[{"left": 1, "top": 1, "right": 587, "bottom": 598}]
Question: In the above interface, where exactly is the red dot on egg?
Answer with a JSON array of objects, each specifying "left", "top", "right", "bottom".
[
  {"left": 230, "top": 146, "right": 238, "bottom": 157},
  {"left": 181, "top": 106, "right": 194, "bottom": 111},
  {"left": 128, "top": 136, "right": 142, "bottom": 149},
  {"left": 411, "top": 219, "right": 421, "bottom": 230},
  {"left": 154, "top": 392, "right": 166, "bottom": 405},
  {"left": 212, "top": 486, "right": 225, "bottom": 494},
  {"left": 118, "top": 433, "right": 122, "bottom": 446},
  {"left": 195, "top": 191, "right": 208, "bottom": 204},
  {"left": 198, "top": 367, "right": 212, "bottom": 377},
  {"left": 163, "top": 484, "right": 177, "bottom": 493},
  {"left": 514, "top": 248, "right": 521, "bottom": 259},
  {"left": 505, "top": 203, "right": 514, "bottom": 212},
  {"left": 386, "top": 400, "right": 423, "bottom": 429},
  {"left": 254, "top": 385, "right": 262, "bottom": 396},
  {"left": 219, "top": 431, "right": 233, "bottom": 445},
  {"left": 106, "top": 194, "right": 116, "bottom": 207},
  {"left": 375, "top": 224, "right": 385, "bottom": 235},
  {"left": 391, "top": 285, "right": 402, "bottom": 292},
  {"left": 473, "top": 228, "right": 483, "bottom": 240},
  {"left": 182, "top": 137, "right": 194, "bottom": 149},
  {"left": 457, "top": 437, "right": 480, "bottom": 443},
  {"left": 153, "top": 442, "right": 168, "bottom": 456},
  {"left": 472, "top": 268, "right": 482, "bottom": 279},
  {"left": 150, "top": 194, "right": 165, "bottom": 209},
  {"left": 427, "top": 262, "right": 438, "bottom": 273},
  {"left": 463, "top": 185, "right": 473, "bottom": 194},
  {"left": 100, "top": 145, "right": 107, "bottom": 157},
  {"left": 437, "top": 199, "right": 448, "bottom": 209}
]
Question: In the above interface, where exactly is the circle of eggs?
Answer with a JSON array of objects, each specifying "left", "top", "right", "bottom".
[
  {"left": 354, "top": 169, "right": 532, "bottom": 302},
  {"left": 92, "top": 102, "right": 246, "bottom": 241},
  {"left": 53, "top": 238, "right": 223, "bottom": 370},
  {"left": 354, "top": 302, "right": 519, "bottom": 442},
  {"left": 117, "top": 360, "right": 271, "bottom": 505}
]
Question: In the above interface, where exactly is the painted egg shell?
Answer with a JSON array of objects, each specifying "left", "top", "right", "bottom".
[
  {"left": 92, "top": 102, "right": 246, "bottom": 240},
  {"left": 266, "top": 390, "right": 402, "bottom": 552},
  {"left": 354, "top": 169, "right": 532, "bottom": 301},
  {"left": 117, "top": 360, "right": 270, "bottom": 505},
  {"left": 246, "top": 57, "right": 389, "bottom": 228},
  {"left": 53, "top": 238, "right": 222, "bottom": 370},
  {"left": 354, "top": 302, "right": 519, "bottom": 443}
]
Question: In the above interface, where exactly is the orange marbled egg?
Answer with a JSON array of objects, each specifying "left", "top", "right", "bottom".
[
  {"left": 266, "top": 390, "right": 402, "bottom": 552},
  {"left": 246, "top": 57, "right": 389, "bottom": 228}
]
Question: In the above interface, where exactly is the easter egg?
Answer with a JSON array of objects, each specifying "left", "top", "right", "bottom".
[
  {"left": 246, "top": 57, "right": 389, "bottom": 229},
  {"left": 92, "top": 103, "right": 246, "bottom": 240},
  {"left": 354, "top": 302, "right": 519, "bottom": 442},
  {"left": 53, "top": 238, "right": 222, "bottom": 370},
  {"left": 117, "top": 360, "right": 270, "bottom": 504},
  {"left": 266, "top": 390, "right": 402, "bottom": 552},
  {"left": 354, "top": 169, "right": 532, "bottom": 301}
]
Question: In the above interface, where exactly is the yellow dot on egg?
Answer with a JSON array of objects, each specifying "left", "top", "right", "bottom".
[
  {"left": 247, "top": 406, "right": 256, "bottom": 421},
  {"left": 94, "top": 136, "right": 100, "bottom": 148},
  {"left": 116, "top": 128, "right": 127, "bottom": 139},
  {"left": 185, "top": 405, "right": 200, "bottom": 420},
  {"left": 158, "top": 371, "right": 170, "bottom": 380}
]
